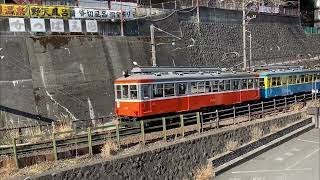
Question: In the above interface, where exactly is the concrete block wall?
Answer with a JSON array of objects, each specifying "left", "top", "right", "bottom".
[{"left": 32, "top": 112, "right": 305, "bottom": 180}]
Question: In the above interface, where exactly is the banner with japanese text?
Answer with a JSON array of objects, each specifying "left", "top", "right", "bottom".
[
  {"left": 72, "top": 7, "right": 134, "bottom": 19},
  {"left": 29, "top": 5, "right": 70, "bottom": 18},
  {"left": 0, "top": 4, "right": 29, "bottom": 17}
]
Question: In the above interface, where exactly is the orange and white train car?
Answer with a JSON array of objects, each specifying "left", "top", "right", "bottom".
[{"left": 114, "top": 70, "right": 261, "bottom": 119}]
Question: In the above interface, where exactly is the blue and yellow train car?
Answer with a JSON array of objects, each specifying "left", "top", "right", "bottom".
[{"left": 259, "top": 69, "right": 320, "bottom": 98}]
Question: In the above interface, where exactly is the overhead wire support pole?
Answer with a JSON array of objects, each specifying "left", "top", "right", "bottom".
[
  {"left": 196, "top": 0, "right": 200, "bottom": 33},
  {"left": 150, "top": 24, "right": 156, "bottom": 67},
  {"left": 120, "top": 0, "right": 124, "bottom": 36},
  {"left": 242, "top": 0, "right": 247, "bottom": 71}
]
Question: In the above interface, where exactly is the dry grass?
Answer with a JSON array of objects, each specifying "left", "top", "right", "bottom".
[
  {"left": 54, "top": 114, "right": 74, "bottom": 138},
  {"left": 251, "top": 127, "right": 263, "bottom": 141},
  {"left": 290, "top": 102, "right": 305, "bottom": 111},
  {"left": 27, "top": 161, "right": 53, "bottom": 176},
  {"left": 270, "top": 124, "right": 280, "bottom": 133},
  {"left": 194, "top": 164, "right": 215, "bottom": 180},
  {"left": 24, "top": 126, "right": 46, "bottom": 144},
  {"left": 0, "top": 156, "right": 17, "bottom": 178},
  {"left": 100, "top": 140, "right": 119, "bottom": 158},
  {"left": 225, "top": 140, "right": 239, "bottom": 152}
]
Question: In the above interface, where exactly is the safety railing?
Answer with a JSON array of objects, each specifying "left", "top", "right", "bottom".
[{"left": 0, "top": 92, "right": 316, "bottom": 169}]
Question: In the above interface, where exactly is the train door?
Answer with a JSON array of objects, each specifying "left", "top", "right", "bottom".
[
  {"left": 142, "top": 84, "right": 152, "bottom": 114},
  {"left": 177, "top": 82, "right": 189, "bottom": 111}
]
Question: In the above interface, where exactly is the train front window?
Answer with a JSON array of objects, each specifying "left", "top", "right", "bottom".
[
  {"left": 142, "top": 85, "right": 150, "bottom": 99},
  {"left": 130, "top": 85, "right": 138, "bottom": 99},
  {"left": 164, "top": 83, "right": 175, "bottom": 97},
  {"left": 153, "top": 84, "right": 164, "bottom": 98},
  {"left": 116, "top": 85, "right": 122, "bottom": 99},
  {"left": 122, "top": 85, "right": 129, "bottom": 99},
  {"left": 178, "top": 83, "right": 187, "bottom": 95}
]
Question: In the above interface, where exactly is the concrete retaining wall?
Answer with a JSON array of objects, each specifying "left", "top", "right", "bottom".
[{"left": 31, "top": 112, "right": 308, "bottom": 180}]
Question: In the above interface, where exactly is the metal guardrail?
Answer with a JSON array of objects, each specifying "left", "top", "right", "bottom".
[{"left": 0, "top": 92, "right": 316, "bottom": 169}]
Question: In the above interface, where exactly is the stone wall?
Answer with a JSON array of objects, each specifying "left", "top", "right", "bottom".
[{"left": 32, "top": 112, "right": 308, "bottom": 180}]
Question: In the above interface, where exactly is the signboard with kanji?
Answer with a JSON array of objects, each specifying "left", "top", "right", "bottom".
[
  {"left": 29, "top": 5, "right": 70, "bottom": 18},
  {"left": 0, "top": 4, "right": 29, "bottom": 17},
  {"left": 73, "top": 7, "right": 134, "bottom": 19},
  {"left": 9, "top": 18, "right": 25, "bottom": 32}
]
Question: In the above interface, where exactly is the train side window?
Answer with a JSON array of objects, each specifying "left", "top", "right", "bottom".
[
  {"left": 142, "top": 85, "right": 151, "bottom": 99},
  {"left": 178, "top": 83, "right": 187, "bottom": 95},
  {"left": 301, "top": 75, "right": 305, "bottom": 83},
  {"left": 259, "top": 78, "right": 265, "bottom": 88},
  {"left": 198, "top": 82, "right": 205, "bottom": 93},
  {"left": 276, "top": 77, "right": 281, "bottom": 86},
  {"left": 212, "top": 80, "right": 219, "bottom": 92},
  {"left": 116, "top": 85, "right": 122, "bottom": 99},
  {"left": 254, "top": 79, "right": 259, "bottom": 88},
  {"left": 122, "top": 85, "right": 129, "bottom": 99},
  {"left": 292, "top": 75, "right": 297, "bottom": 84},
  {"left": 281, "top": 77, "right": 287, "bottom": 86},
  {"left": 225, "top": 80, "right": 231, "bottom": 91},
  {"left": 241, "top": 79, "right": 248, "bottom": 89},
  {"left": 205, "top": 81, "right": 211, "bottom": 92},
  {"left": 153, "top": 84, "right": 164, "bottom": 98},
  {"left": 248, "top": 79, "right": 254, "bottom": 89},
  {"left": 219, "top": 80, "right": 225, "bottom": 91},
  {"left": 296, "top": 75, "right": 300, "bottom": 84},
  {"left": 191, "top": 82, "right": 197, "bottom": 94},
  {"left": 288, "top": 76, "right": 293, "bottom": 84},
  {"left": 271, "top": 77, "right": 276, "bottom": 87},
  {"left": 316, "top": 74, "right": 320, "bottom": 80},
  {"left": 305, "top": 75, "right": 309, "bottom": 83},
  {"left": 232, "top": 80, "right": 239, "bottom": 90},
  {"left": 129, "top": 85, "right": 138, "bottom": 99},
  {"left": 164, "top": 83, "right": 175, "bottom": 97}
]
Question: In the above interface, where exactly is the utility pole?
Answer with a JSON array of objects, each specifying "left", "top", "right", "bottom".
[
  {"left": 120, "top": 0, "right": 124, "bottom": 36},
  {"left": 248, "top": 31, "right": 252, "bottom": 69},
  {"left": 196, "top": 0, "right": 200, "bottom": 33},
  {"left": 242, "top": 0, "right": 247, "bottom": 71},
  {"left": 150, "top": 24, "right": 156, "bottom": 67}
]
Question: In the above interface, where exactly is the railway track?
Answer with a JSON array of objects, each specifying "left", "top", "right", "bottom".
[{"left": 0, "top": 93, "right": 316, "bottom": 167}]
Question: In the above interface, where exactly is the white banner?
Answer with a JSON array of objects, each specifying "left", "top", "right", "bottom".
[
  {"left": 30, "top": 18, "right": 45, "bottom": 32},
  {"left": 259, "top": 6, "right": 279, "bottom": 14},
  {"left": 50, "top": 19, "right": 64, "bottom": 32},
  {"left": 68, "top": 19, "right": 82, "bottom": 32},
  {"left": 9, "top": 18, "right": 25, "bottom": 32},
  {"left": 85, "top": 20, "right": 98, "bottom": 32},
  {"left": 73, "top": 8, "right": 134, "bottom": 19}
]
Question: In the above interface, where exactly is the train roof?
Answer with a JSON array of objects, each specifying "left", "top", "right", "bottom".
[
  {"left": 259, "top": 69, "right": 320, "bottom": 77},
  {"left": 115, "top": 71, "right": 259, "bottom": 84}
]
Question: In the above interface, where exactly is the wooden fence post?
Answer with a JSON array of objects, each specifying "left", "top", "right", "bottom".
[
  {"left": 233, "top": 106, "right": 236, "bottom": 124},
  {"left": 261, "top": 101, "right": 264, "bottom": 118},
  {"left": 162, "top": 117, "right": 167, "bottom": 141},
  {"left": 248, "top": 104, "right": 251, "bottom": 121},
  {"left": 273, "top": 99, "right": 276, "bottom": 110},
  {"left": 140, "top": 121, "right": 145, "bottom": 146},
  {"left": 216, "top": 110, "right": 219, "bottom": 128},
  {"left": 180, "top": 114, "right": 185, "bottom": 137},
  {"left": 87, "top": 127, "right": 93, "bottom": 156},
  {"left": 52, "top": 132, "right": 58, "bottom": 161},
  {"left": 196, "top": 112, "right": 201, "bottom": 133},
  {"left": 12, "top": 138, "right": 19, "bottom": 169},
  {"left": 294, "top": 95, "right": 297, "bottom": 105},
  {"left": 284, "top": 97, "right": 287, "bottom": 112},
  {"left": 116, "top": 123, "right": 120, "bottom": 148}
]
